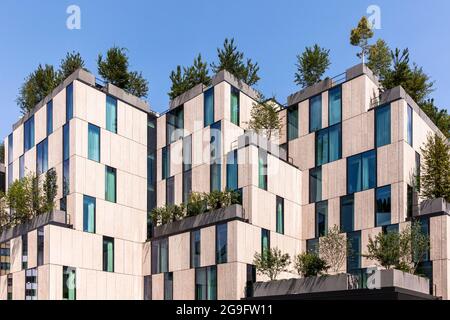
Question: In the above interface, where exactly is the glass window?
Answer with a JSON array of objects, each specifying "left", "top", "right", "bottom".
[
  {"left": 162, "top": 146, "right": 170, "bottom": 180},
  {"left": 407, "top": 104, "right": 413, "bottom": 146},
  {"left": 276, "top": 196, "right": 284, "bottom": 234},
  {"left": 47, "top": 100, "right": 53, "bottom": 136},
  {"left": 195, "top": 266, "right": 217, "bottom": 300},
  {"left": 105, "top": 166, "right": 117, "bottom": 203},
  {"left": 63, "top": 267, "right": 76, "bottom": 300},
  {"left": 210, "top": 121, "right": 221, "bottom": 161},
  {"left": 0, "top": 242, "right": 10, "bottom": 276},
  {"left": 25, "top": 268, "right": 38, "bottom": 300},
  {"left": 19, "top": 155, "right": 24, "bottom": 180},
  {"left": 183, "top": 170, "right": 192, "bottom": 203},
  {"left": 24, "top": 116, "right": 35, "bottom": 152},
  {"left": 36, "top": 227, "right": 44, "bottom": 267},
  {"left": 309, "top": 94, "right": 322, "bottom": 133},
  {"left": 63, "top": 160, "right": 70, "bottom": 197},
  {"left": 306, "top": 238, "right": 319, "bottom": 254},
  {"left": 383, "top": 224, "right": 399, "bottom": 234},
  {"left": 309, "top": 167, "right": 322, "bottom": 203},
  {"left": 7, "top": 164, "right": 13, "bottom": 187},
  {"left": 258, "top": 149, "right": 268, "bottom": 190},
  {"left": 63, "top": 123, "right": 70, "bottom": 161},
  {"left": 288, "top": 106, "right": 299, "bottom": 141},
  {"left": 261, "top": 229, "right": 270, "bottom": 254},
  {"left": 66, "top": 83, "right": 73, "bottom": 122},
  {"left": 88, "top": 124, "right": 100, "bottom": 162},
  {"left": 216, "top": 223, "right": 228, "bottom": 264},
  {"left": 151, "top": 238, "right": 169, "bottom": 274},
  {"left": 144, "top": 276, "right": 152, "bottom": 300},
  {"left": 147, "top": 152, "right": 156, "bottom": 210},
  {"left": 83, "top": 195, "right": 96, "bottom": 233},
  {"left": 210, "top": 163, "right": 221, "bottom": 192},
  {"left": 347, "top": 231, "right": 361, "bottom": 272},
  {"left": 8, "top": 134, "right": 13, "bottom": 164},
  {"left": 7, "top": 274, "right": 12, "bottom": 300},
  {"left": 376, "top": 185, "right": 391, "bottom": 227},
  {"left": 347, "top": 150, "right": 376, "bottom": 194},
  {"left": 316, "top": 124, "right": 341, "bottom": 166},
  {"left": 102, "top": 237, "right": 114, "bottom": 272},
  {"left": 226, "top": 150, "right": 238, "bottom": 191},
  {"left": 164, "top": 272, "right": 173, "bottom": 300},
  {"left": 106, "top": 95, "right": 117, "bottom": 133},
  {"left": 340, "top": 195, "right": 354, "bottom": 233},
  {"left": 315, "top": 201, "right": 328, "bottom": 237},
  {"left": 417, "top": 217, "right": 430, "bottom": 262},
  {"left": 22, "top": 235, "right": 28, "bottom": 270},
  {"left": 415, "top": 152, "right": 421, "bottom": 192},
  {"left": 407, "top": 185, "right": 413, "bottom": 218},
  {"left": 63, "top": 122, "right": 70, "bottom": 196},
  {"left": 183, "top": 135, "right": 192, "bottom": 172},
  {"left": 230, "top": 87, "right": 240, "bottom": 126},
  {"left": 376, "top": 104, "right": 391, "bottom": 147},
  {"left": 191, "top": 230, "right": 201, "bottom": 268},
  {"left": 329, "top": 86, "right": 342, "bottom": 126},
  {"left": 167, "top": 106, "right": 184, "bottom": 144},
  {"left": 166, "top": 176, "right": 175, "bottom": 205},
  {"left": 204, "top": 88, "right": 214, "bottom": 127},
  {"left": 36, "top": 138, "right": 48, "bottom": 175}
]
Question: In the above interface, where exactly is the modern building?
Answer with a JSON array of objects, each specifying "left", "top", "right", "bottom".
[{"left": 0, "top": 63, "right": 448, "bottom": 300}]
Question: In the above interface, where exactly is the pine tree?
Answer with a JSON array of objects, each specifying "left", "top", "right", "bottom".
[
  {"left": 350, "top": 16, "right": 374, "bottom": 63},
  {"left": 59, "top": 51, "right": 87, "bottom": 81},
  {"left": 367, "top": 39, "right": 392, "bottom": 80},
  {"left": 420, "top": 99, "right": 450, "bottom": 138},
  {"left": 419, "top": 134, "right": 450, "bottom": 202},
  {"left": 294, "top": 44, "right": 331, "bottom": 88}
]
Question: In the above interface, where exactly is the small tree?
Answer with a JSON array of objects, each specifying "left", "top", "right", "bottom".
[
  {"left": 408, "top": 221, "right": 430, "bottom": 274},
  {"left": 59, "top": 51, "right": 87, "bottom": 81},
  {"left": 294, "top": 252, "right": 329, "bottom": 278},
  {"left": 364, "top": 231, "right": 402, "bottom": 270},
  {"left": 0, "top": 192, "right": 9, "bottom": 230},
  {"left": 42, "top": 169, "right": 58, "bottom": 213},
  {"left": 294, "top": 44, "right": 331, "bottom": 88},
  {"left": 367, "top": 39, "right": 392, "bottom": 80},
  {"left": 319, "top": 225, "right": 348, "bottom": 273},
  {"left": 211, "top": 38, "right": 260, "bottom": 86},
  {"left": 420, "top": 99, "right": 450, "bottom": 138},
  {"left": 419, "top": 134, "right": 450, "bottom": 202},
  {"left": 247, "top": 96, "right": 282, "bottom": 140},
  {"left": 253, "top": 247, "right": 291, "bottom": 281},
  {"left": 350, "top": 16, "right": 374, "bottom": 64}
]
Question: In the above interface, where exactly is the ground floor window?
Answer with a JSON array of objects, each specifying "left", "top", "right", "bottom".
[
  {"left": 25, "top": 268, "right": 38, "bottom": 300},
  {"left": 195, "top": 266, "right": 217, "bottom": 300}
]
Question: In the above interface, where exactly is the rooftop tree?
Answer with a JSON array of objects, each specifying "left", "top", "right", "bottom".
[
  {"left": 367, "top": 39, "right": 392, "bottom": 80},
  {"left": 247, "top": 95, "right": 283, "bottom": 140},
  {"left": 294, "top": 44, "right": 331, "bottom": 88},
  {"left": 420, "top": 99, "right": 450, "bottom": 138},
  {"left": 253, "top": 247, "right": 291, "bottom": 281},
  {"left": 59, "top": 51, "right": 87, "bottom": 81},
  {"left": 211, "top": 38, "right": 260, "bottom": 86},
  {"left": 350, "top": 16, "right": 374, "bottom": 64}
]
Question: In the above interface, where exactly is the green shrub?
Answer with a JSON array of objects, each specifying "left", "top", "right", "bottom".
[
  {"left": 253, "top": 247, "right": 291, "bottom": 281},
  {"left": 294, "top": 252, "right": 329, "bottom": 278},
  {"left": 186, "top": 192, "right": 207, "bottom": 217}
]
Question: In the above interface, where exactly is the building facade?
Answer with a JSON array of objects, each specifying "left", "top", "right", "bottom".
[{"left": 0, "top": 63, "right": 448, "bottom": 300}]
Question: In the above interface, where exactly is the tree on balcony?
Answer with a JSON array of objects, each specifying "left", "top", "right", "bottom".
[
  {"left": 367, "top": 39, "right": 392, "bottom": 81},
  {"left": 247, "top": 95, "right": 282, "bottom": 140},
  {"left": 319, "top": 225, "right": 349, "bottom": 273},
  {"left": 254, "top": 247, "right": 291, "bottom": 281},
  {"left": 294, "top": 252, "right": 329, "bottom": 278},
  {"left": 294, "top": 44, "right": 331, "bottom": 88},
  {"left": 419, "top": 133, "right": 450, "bottom": 202},
  {"left": 97, "top": 46, "right": 149, "bottom": 98}
]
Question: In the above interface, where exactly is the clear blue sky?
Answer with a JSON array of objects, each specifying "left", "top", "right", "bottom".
[{"left": 1, "top": 0, "right": 449, "bottom": 140}]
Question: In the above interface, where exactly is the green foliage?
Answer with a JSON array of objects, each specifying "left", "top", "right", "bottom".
[
  {"left": 364, "top": 231, "right": 403, "bottom": 270},
  {"left": 420, "top": 99, "right": 450, "bottom": 138},
  {"left": 419, "top": 134, "right": 450, "bottom": 202},
  {"left": 319, "top": 225, "right": 349, "bottom": 273},
  {"left": 97, "top": 46, "right": 149, "bottom": 98},
  {"left": 247, "top": 96, "right": 282, "bottom": 140},
  {"left": 0, "top": 142, "right": 4, "bottom": 164},
  {"left": 211, "top": 38, "right": 260, "bottom": 86},
  {"left": 409, "top": 222, "right": 431, "bottom": 274},
  {"left": 0, "top": 192, "right": 9, "bottom": 230},
  {"left": 169, "top": 54, "right": 211, "bottom": 100},
  {"left": 294, "top": 252, "right": 329, "bottom": 278},
  {"left": 59, "top": 51, "right": 87, "bottom": 81},
  {"left": 253, "top": 247, "right": 291, "bottom": 281},
  {"left": 367, "top": 39, "right": 392, "bottom": 80},
  {"left": 186, "top": 192, "right": 207, "bottom": 217},
  {"left": 42, "top": 169, "right": 58, "bottom": 213},
  {"left": 17, "top": 64, "right": 60, "bottom": 114},
  {"left": 350, "top": 16, "right": 374, "bottom": 62},
  {"left": 294, "top": 44, "right": 331, "bottom": 88}
]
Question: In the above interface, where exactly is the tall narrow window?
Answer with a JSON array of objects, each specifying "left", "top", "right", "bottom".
[
  {"left": 37, "top": 227, "right": 44, "bottom": 267},
  {"left": 147, "top": 152, "right": 156, "bottom": 211},
  {"left": 0, "top": 242, "right": 10, "bottom": 276},
  {"left": 340, "top": 195, "right": 354, "bottom": 233},
  {"left": 347, "top": 231, "right": 361, "bottom": 272},
  {"left": 106, "top": 96, "right": 117, "bottom": 133},
  {"left": 7, "top": 134, "right": 13, "bottom": 164},
  {"left": 328, "top": 86, "right": 342, "bottom": 126},
  {"left": 316, "top": 124, "right": 341, "bottom": 166},
  {"left": 47, "top": 100, "right": 53, "bottom": 136},
  {"left": 258, "top": 149, "right": 268, "bottom": 190},
  {"left": 407, "top": 104, "right": 413, "bottom": 147},
  {"left": 36, "top": 138, "right": 48, "bottom": 175},
  {"left": 22, "top": 234, "right": 28, "bottom": 270},
  {"left": 144, "top": 276, "right": 152, "bottom": 300},
  {"left": 347, "top": 150, "right": 376, "bottom": 194},
  {"left": 407, "top": 185, "right": 413, "bottom": 218},
  {"left": 7, "top": 274, "right": 12, "bottom": 300},
  {"left": 261, "top": 229, "right": 270, "bottom": 255},
  {"left": 230, "top": 87, "right": 240, "bottom": 126},
  {"left": 315, "top": 201, "right": 328, "bottom": 237},
  {"left": 166, "top": 176, "right": 175, "bottom": 205},
  {"left": 19, "top": 155, "right": 24, "bottom": 180},
  {"left": 376, "top": 104, "right": 391, "bottom": 147},
  {"left": 415, "top": 152, "right": 421, "bottom": 192},
  {"left": 162, "top": 146, "right": 170, "bottom": 180},
  {"left": 204, "top": 88, "right": 214, "bottom": 127},
  {"left": 102, "top": 237, "right": 114, "bottom": 272},
  {"left": 182, "top": 135, "right": 192, "bottom": 172},
  {"left": 167, "top": 106, "right": 184, "bottom": 144},
  {"left": 226, "top": 150, "right": 238, "bottom": 191},
  {"left": 309, "top": 167, "right": 322, "bottom": 203},
  {"left": 7, "top": 164, "right": 13, "bottom": 187},
  {"left": 25, "top": 268, "right": 38, "bottom": 300},
  {"left": 105, "top": 166, "right": 117, "bottom": 203},
  {"left": 88, "top": 124, "right": 100, "bottom": 162},
  {"left": 66, "top": 83, "right": 73, "bottom": 122},
  {"left": 183, "top": 170, "right": 192, "bottom": 203},
  {"left": 210, "top": 122, "right": 222, "bottom": 192},
  {"left": 376, "top": 185, "right": 391, "bottom": 227},
  {"left": 83, "top": 195, "right": 96, "bottom": 233},
  {"left": 151, "top": 238, "right": 169, "bottom": 274},
  {"left": 276, "top": 197, "right": 284, "bottom": 234},
  {"left": 24, "top": 116, "right": 35, "bottom": 152},
  {"left": 195, "top": 266, "right": 217, "bottom": 300},
  {"left": 309, "top": 94, "right": 322, "bottom": 133},
  {"left": 191, "top": 230, "right": 201, "bottom": 268},
  {"left": 210, "top": 163, "right": 221, "bottom": 192},
  {"left": 63, "top": 267, "right": 76, "bottom": 300},
  {"left": 216, "top": 223, "right": 228, "bottom": 264},
  {"left": 164, "top": 272, "right": 173, "bottom": 300},
  {"left": 288, "top": 106, "right": 299, "bottom": 141},
  {"left": 63, "top": 123, "right": 70, "bottom": 196}
]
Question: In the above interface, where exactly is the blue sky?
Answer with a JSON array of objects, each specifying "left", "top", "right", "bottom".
[{"left": 1, "top": 0, "right": 449, "bottom": 140}]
